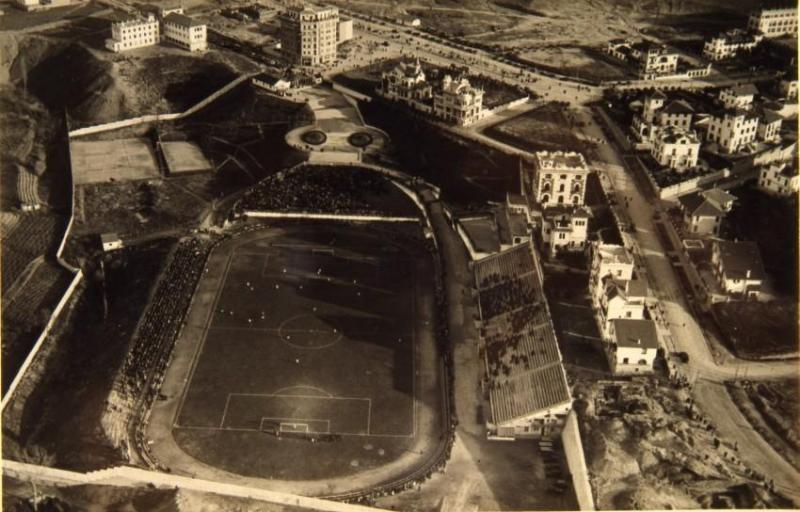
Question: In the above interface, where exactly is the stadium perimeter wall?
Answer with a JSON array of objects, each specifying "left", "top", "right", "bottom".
[
  {"left": 243, "top": 211, "right": 419, "bottom": 222},
  {"left": 561, "top": 410, "right": 595, "bottom": 510},
  {"left": 2, "top": 460, "right": 385, "bottom": 512}
]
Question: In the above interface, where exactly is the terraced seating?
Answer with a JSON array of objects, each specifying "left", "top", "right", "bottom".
[
  {"left": 119, "top": 238, "right": 212, "bottom": 399},
  {"left": 17, "top": 168, "right": 41, "bottom": 209},
  {"left": 474, "top": 242, "right": 535, "bottom": 291}
]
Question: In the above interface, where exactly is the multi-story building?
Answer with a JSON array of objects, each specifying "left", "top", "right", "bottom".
[
  {"left": 748, "top": 7, "right": 798, "bottom": 38},
  {"left": 705, "top": 109, "right": 760, "bottom": 153},
  {"left": 598, "top": 278, "right": 648, "bottom": 337},
  {"left": 530, "top": 151, "right": 590, "bottom": 207},
  {"left": 677, "top": 187, "right": 736, "bottom": 236},
  {"left": 758, "top": 160, "right": 799, "bottom": 197},
  {"left": 719, "top": 84, "right": 757, "bottom": 110},
  {"left": 432, "top": 75, "right": 485, "bottom": 126},
  {"left": 703, "top": 29, "right": 763, "bottom": 61},
  {"left": 711, "top": 240, "right": 766, "bottom": 299},
  {"left": 105, "top": 14, "right": 160, "bottom": 53},
  {"left": 162, "top": 13, "right": 207, "bottom": 52},
  {"left": 379, "top": 58, "right": 431, "bottom": 106},
  {"left": 590, "top": 243, "right": 635, "bottom": 303},
  {"left": 607, "top": 319, "right": 659, "bottom": 375},
  {"left": 757, "top": 108, "right": 783, "bottom": 142},
  {"left": 279, "top": 4, "right": 339, "bottom": 66},
  {"left": 540, "top": 206, "right": 590, "bottom": 257},
  {"left": 779, "top": 76, "right": 798, "bottom": 100},
  {"left": 634, "top": 43, "right": 679, "bottom": 78},
  {"left": 651, "top": 125, "right": 700, "bottom": 170},
  {"left": 633, "top": 92, "right": 695, "bottom": 145}
]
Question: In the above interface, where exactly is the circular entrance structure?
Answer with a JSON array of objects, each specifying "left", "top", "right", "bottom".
[
  {"left": 347, "top": 131, "right": 373, "bottom": 148},
  {"left": 301, "top": 130, "right": 327, "bottom": 145}
]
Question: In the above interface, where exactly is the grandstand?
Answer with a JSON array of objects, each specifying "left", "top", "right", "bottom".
[
  {"left": 473, "top": 241, "right": 572, "bottom": 440},
  {"left": 16, "top": 166, "right": 42, "bottom": 211}
]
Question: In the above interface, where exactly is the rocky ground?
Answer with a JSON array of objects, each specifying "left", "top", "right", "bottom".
[{"left": 575, "top": 376, "right": 794, "bottom": 509}]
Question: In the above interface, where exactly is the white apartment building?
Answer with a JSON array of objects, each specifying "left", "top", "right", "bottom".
[
  {"left": 162, "top": 13, "right": 207, "bottom": 52},
  {"left": 748, "top": 7, "right": 798, "bottom": 38},
  {"left": 703, "top": 29, "right": 763, "bottom": 61},
  {"left": 279, "top": 5, "right": 339, "bottom": 66},
  {"left": 719, "top": 84, "right": 757, "bottom": 110},
  {"left": 758, "top": 160, "right": 799, "bottom": 197},
  {"left": 705, "top": 110, "right": 759, "bottom": 153},
  {"left": 607, "top": 319, "right": 659, "bottom": 375},
  {"left": 541, "top": 206, "right": 590, "bottom": 257},
  {"left": 106, "top": 14, "right": 160, "bottom": 52},
  {"left": 531, "top": 151, "right": 590, "bottom": 207},
  {"left": 651, "top": 125, "right": 700, "bottom": 171},
  {"left": 432, "top": 75, "right": 485, "bottom": 126}
]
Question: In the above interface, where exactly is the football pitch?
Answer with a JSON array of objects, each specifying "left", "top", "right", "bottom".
[{"left": 163, "top": 223, "right": 438, "bottom": 480}]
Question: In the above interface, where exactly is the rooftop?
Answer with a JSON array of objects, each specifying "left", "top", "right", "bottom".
[
  {"left": 535, "top": 151, "right": 589, "bottom": 172},
  {"left": 661, "top": 99, "right": 694, "bottom": 115},
  {"left": 163, "top": 12, "right": 205, "bottom": 27},
  {"left": 716, "top": 240, "right": 766, "bottom": 281},
  {"left": 596, "top": 243, "right": 634, "bottom": 265},
  {"left": 726, "top": 83, "right": 759, "bottom": 97},
  {"left": 612, "top": 318, "right": 659, "bottom": 349},
  {"left": 459, "top": 216, "right": 501, "bottom": 255}
]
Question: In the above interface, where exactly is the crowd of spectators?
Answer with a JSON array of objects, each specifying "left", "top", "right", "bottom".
[
  {"left": 478, "top": 279, "right": 537, "bottom": 319},
  {"left": 237, "top": 165, "right": 397, "bottom": 216}
]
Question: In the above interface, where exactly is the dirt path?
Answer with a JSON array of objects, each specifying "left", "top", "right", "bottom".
[{"left": 694, "top": 380, "right": 800, "bottom": 505}]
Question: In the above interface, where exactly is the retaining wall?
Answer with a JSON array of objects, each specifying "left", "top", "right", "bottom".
[
  {"left": 561, "top": 410, "right": 595, "bottom": 511},
  {"left": 243, "top": 211, "right": 419, "bottom": 222},
  {"left": 332, "top": 82, "right": 373, "bottom": 103}
]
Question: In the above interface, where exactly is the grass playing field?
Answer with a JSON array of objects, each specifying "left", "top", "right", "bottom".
[{"left": 167, "top": 222, "right": 438, "bottom": 480}]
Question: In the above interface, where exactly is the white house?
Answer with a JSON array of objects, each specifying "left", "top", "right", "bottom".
[
  {"left": 433, "top": 75, "right": 485, "bottom": 127},
  {"left": 677, "top": 187, "right": 736, "bottom": 236},
  {"left": 719, "top": 84, "right": 758, "bottom": 110},
  {"left": 590, "top": 243, "right": 635, "bottom": 303},
  {"left": 757, "top": 160, "right": 799, "bottom": 197},
  {"left": 105, "top": 14, "right": 160, "bottom": 53},
  {"left": 162, "top": 13, "right": 207, "bottom": 52},
  {"left": 598, "top": 277, "right": 648, "bottom": 337},
  {"left": 703, "top": 29, "right": 763, "bottom": 61},
  {"left": 651, "top": 125, "right": 700, "bottom": 171},
  {"left": 252, "top": 73, "right": 293, "bottom": 95},
  {"left": 757, "top": 109, "right": 783, "bottom": 143},
  {"left": 541, "top": 206, "right": 590, "bottom": 257},
  {"left": 711, "top": 240, "right": 766, "bottom": 299},
  {"left": 607, "top": 319, "right": 659, "bottom": 375}
]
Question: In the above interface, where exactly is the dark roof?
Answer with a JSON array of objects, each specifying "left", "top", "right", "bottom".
[
  {"left": 662, "top": 99, "right": 694, "bottom": 115},
  {"left": 459, "top": 216, "right": 501, "bottom": 254},
  {"left": 100, "top": 233, "right": 120, "bottom": 243},
  {"left": 680, "top": 194, "right": 725, "bottom": 217},
  {"left": 761, "top": 109, "right": 783, "bottom": 124},
  {"left": 613, "top": 319, "right": 659, "bottom": 349},
  {"left": 163, "top": 12, "right": 205, "bottom": 27},
  {"left": 728, "top": 83, "right": 759, "bottom": 96},
  {"left": 715, "top": 241, "right": 766, "bottom": 281},
  {"left": 626, "top": 279, "right": 648, "bottom": 298}
]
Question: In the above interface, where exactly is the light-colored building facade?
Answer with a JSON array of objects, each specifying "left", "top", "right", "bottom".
[
  {"left": 719, "top": 84, "right": 757, "bottom": 110},
  {"left": 590, "top": 243, "right": 635, "bottom": 302},
  {"left": 651, "top": 125, "right": 700, "bottom": 170},
  {"left": 541, "top": 206, "right": 589, "bottom": 257},
  {"left": 162, "top": 13, "right": 207, "bottom": 52},
  {"left": 711, "top": 240, "right": 765, "bottom": 299},
  {"left": 105, "top": 14, "right": 160, "bottom": 53},
  {"left": 677, "top": 188, "right": 736, "bottom": 236},
  {"left": 379, "top": 59, "right": 431, "bottom": 106},
  {"left": 636, "top": 44, "right": 679, "bottom": 78},
  {"left": 703, "top": 29, "right": 763, "bottom": 61},
  {"left": 279, "top": 5, "right": 339, "bottom": 66},
  {"left": 432, "top": 75, "right": 485, "bottom": 126},
  {"left": 337, "top": 16, "right": 353, "bottom": 43},
  {"left": 758, "top": 161, "right": 799, "bottom": 197},
  {"left": 748, "top": 7, "right": 798, "bottom": 38},
  {"left": 607, "top": 319, "right": 659, "bottom": 375},
  {"left": 779, "top": 78, "right": 798, "bottom": 100},
  {"left": 598, "top": 278, "right": 648, "bottom": 337},
  {"left": 705, "top": 110, "right": 759, "bottom": 153},
  {"left": 531, "top": 151, "right": 590, "bottom": 207},
  {"left": 757, "top": 109, "right": 783, "bottom": 142},
  {"left": 101, "top": 233, "right": 123, "bottom": 252}
]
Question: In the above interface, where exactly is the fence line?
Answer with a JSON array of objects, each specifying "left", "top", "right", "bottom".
[{"left": 243, "top": 211, "right": 419, "bottom": 222}]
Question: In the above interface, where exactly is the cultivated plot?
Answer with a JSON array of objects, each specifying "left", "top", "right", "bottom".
[{"left": 71, "top": 138, "right": 160, "bottom": 184}]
